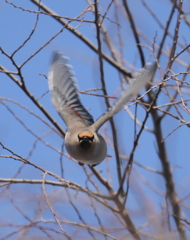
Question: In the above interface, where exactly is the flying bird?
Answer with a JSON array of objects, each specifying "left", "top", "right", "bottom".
[{"left": 48, "top": 52, "right": 156, "bottom": 167}]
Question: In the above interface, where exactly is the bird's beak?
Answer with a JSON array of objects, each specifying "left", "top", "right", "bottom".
[{"left": 81, "top": 136, "right": 90, "bottom": 142}]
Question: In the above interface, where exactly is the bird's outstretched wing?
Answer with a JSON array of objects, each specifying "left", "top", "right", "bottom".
[
  {"left": 92, "top": 62, "right": 157, "bottom": 131},
  {"left": 48, "top": 52, "right": 94, "bottom": 130}
]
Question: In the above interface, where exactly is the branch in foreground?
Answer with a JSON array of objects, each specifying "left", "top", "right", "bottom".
[{"left": 30, "top": 0, "right": 132, "bottom": 77}]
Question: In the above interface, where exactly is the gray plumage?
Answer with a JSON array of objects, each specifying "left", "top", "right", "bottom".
[
  {"left": 48, "top": 52, "right": 94, "bottom": 130},
  {"left": 92, "top": 62, "right": 157, "bottom": 131},
  {"left": 48, "top": 52, "right": 156, "bottom": 166}
]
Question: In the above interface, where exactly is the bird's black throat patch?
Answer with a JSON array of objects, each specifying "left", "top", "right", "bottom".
[
  {"left": 80, "top": 140, "right": 91, "bottom": 150},
  {"left": 78, "top": 135, "right": 94, "bottom": 150}
]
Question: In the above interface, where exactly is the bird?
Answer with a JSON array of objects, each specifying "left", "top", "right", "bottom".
[{"left": 48, "top": 52, "right": 156, "bottom": 167}]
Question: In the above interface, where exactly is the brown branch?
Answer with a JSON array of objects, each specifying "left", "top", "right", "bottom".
[
  {"left": 0, "top": 64, "right": 65, "bottom": 137},
  {"left": 100, "top": 0, "right": 115, "bottom": 26},
  {"left": 30, "top": 0, "right": 132, "bottom": 77},
  {"left": 157, "top": 2, "right": 176, "bottom": 60},
  {"left": 122, "top": 0, "right": 145, "bottom": 67},
  {"left": 42, "top": 172, "right": 72, "bottom": 239},
  {"left": 154, "top": 1, "right": 187, "bottom": 238},
  {"left": 94, "top": 0, "right": 123, "bottom": 198}
]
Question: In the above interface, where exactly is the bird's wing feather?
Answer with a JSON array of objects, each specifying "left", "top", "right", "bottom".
[
  {"left": 48, "top": 52, "right": 94, "bottom": 130},
  {"left": 92, "top": 62, "right": 157, "bottom": 131}
]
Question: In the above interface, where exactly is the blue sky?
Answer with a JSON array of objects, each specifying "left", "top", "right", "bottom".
[{"left": 0, "top": 0, "right": 190, "bottom": 239}]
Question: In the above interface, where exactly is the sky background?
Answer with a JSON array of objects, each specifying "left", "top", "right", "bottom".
[{"left": 0, "top": 0, "right": 190, "bottom": 239}]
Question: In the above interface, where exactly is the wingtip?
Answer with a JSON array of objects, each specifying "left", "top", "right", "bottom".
[
  {"left": 139, "top": 61, "right": 157, "bottom": 73},
  {"left": 51, "top": 51, "right": 69, "bottom": 64},
  {"left": 51, "top": 51, "right": 61, "bottom": 62},
  {"left": 147, "top": 61, "right": 157, "bottom": 71},
  {"left": 132, "top": 61, "right": 157, "bottom": 85},
  {"left": 146, "top": 61, "right": 157, "bottom": 80}
]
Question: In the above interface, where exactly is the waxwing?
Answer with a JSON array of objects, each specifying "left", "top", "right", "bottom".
[{"left": 48, "top": 52, "right": 156, "bottom": 167}]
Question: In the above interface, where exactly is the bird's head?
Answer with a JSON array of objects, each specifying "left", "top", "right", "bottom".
[{"left": 78, "top": 131, "right": 94, "bottom": 150}]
